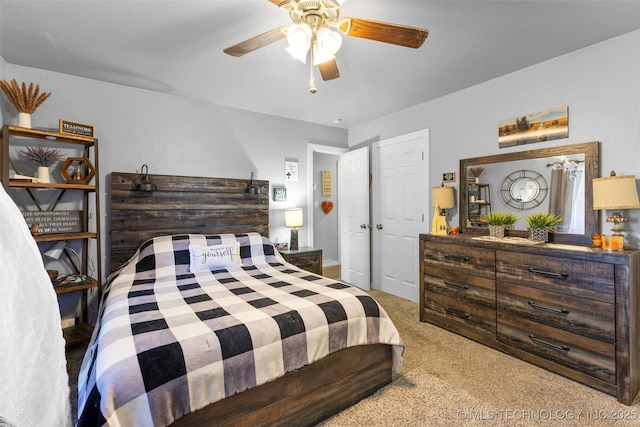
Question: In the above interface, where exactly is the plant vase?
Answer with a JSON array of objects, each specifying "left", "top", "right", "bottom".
[
  {"left": 18, "top": 112, "right": 32, "bottom": 128},
  {"left": 489, "top": 225, "right": 506, "bottom": 238},
  {"left": 528, "top": 227, "right": 549, "bottom": 243},
  {"left": 37, "top": 166, "right": 50, "bottom": 183}
]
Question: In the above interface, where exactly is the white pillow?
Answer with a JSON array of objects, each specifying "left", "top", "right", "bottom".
[{"left": 188, "top": 242, "right": 241, "bottom": 272}]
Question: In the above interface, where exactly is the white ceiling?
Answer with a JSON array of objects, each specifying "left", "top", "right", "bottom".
[{"left": 2, "top": 0, "right": 640, "bottom": 128}]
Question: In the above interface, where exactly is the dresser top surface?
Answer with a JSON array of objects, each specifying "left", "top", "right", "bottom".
[{"left": 420, "top": 233, "right": 640, "bottom": 264}]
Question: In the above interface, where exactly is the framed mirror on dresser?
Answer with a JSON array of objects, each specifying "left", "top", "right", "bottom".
[{"left": 459, "top": 141, "right": 599, "bottom": 245}]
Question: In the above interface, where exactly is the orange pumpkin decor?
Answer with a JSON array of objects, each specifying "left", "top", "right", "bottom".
[{"left": 321, "top": 200, "right": 334, "bottom": 214}]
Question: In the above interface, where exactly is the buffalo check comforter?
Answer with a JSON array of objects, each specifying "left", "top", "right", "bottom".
[{"left": 76, "top": 233, "right": 403, "bottom": 426}]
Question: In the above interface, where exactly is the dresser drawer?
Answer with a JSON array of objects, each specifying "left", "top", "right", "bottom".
[
  {"left": 424, "top": 265, "right": 495, "bottom": 309},
  {"left": 280, "top": 248, "right": 322, "bottom": 274},
  {"left": 496, "top": 251, "right": 614, "bottom": 302},
  {"left": 423, "top": 292, "right": 496, "bottom": 338},
  {"left": 290, "top": 255, "right": 320, "bottom": 273},
  {"left": 497, "top": 281, "right": 614, "bottom": 343},
  {"left": 497, "top": 312, "right": 615, "bottom": 384},
  {"left": 423, "top": 241, "right": 495, "bottom": 279}
]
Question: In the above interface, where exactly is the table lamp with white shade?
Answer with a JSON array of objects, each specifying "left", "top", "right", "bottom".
[
  {"left": 593, "top": 171, "right": 640, "bottom": 238},
  {"left": 285, "top": 208, "right": 303, "bottom": 250},
  {"left": 432, "top": 185, "right": 455, "bottom": 235}
]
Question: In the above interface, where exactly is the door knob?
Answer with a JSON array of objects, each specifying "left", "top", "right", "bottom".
[
  {"left": 376, "top": 224, "right": 383, "bottom": 230},
  {"left": 360, "top": 224, "right": 367, "bottom": 229}
]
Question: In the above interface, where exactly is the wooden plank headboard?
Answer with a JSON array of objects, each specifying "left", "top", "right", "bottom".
[{"left": 108, "top": 172, "right": 269, "bottom": 273}]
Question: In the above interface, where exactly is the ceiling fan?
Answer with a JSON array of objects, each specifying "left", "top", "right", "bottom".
[{"left": 223, "top": 0, "right": 429, "bottom": 93}]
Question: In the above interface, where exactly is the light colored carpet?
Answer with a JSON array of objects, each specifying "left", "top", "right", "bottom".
[
  {"left": 320, "top": 290, "right": 640, "bottom": 426},
  {"left": 67, "top": 290, "right": 640, "bottom": 426}
]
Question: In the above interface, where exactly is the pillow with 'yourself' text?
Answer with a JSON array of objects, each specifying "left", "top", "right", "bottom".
[{"left": 188, "top": 242, "right": 241, "bottom": 272}]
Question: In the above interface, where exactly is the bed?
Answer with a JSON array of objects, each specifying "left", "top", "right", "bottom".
[{"left": 76, "top": 173, "right": 403, "bottom": 426}]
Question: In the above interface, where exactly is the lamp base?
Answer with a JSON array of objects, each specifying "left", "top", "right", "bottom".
[
  {"left": 431, "top": 206, "right": 448, "bottom": 235},
  {"left": 606, "top": 211, "right": 629, "bottom": 237},
  {"left": 290, "top": 228, "right": 299, "bottom": 251}
]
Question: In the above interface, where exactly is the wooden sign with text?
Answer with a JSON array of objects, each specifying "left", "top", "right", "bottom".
[
  {"left": 22, "top": 210, "right": 83, "bottom": 234},
  {"left": 59, "top": 119, "right": 95, "bottom": 138}
]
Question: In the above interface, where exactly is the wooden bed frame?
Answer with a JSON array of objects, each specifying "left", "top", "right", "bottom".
[{"left": 107, "top": 172, "right": 395, "bottom": 426}]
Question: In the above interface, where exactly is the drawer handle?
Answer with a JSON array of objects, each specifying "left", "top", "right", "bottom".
[
  {"left": 444, "top": 255, "right": 470, "bottom": 263},
  {"left": 444, "top": 280, "right": 469, "bottom": 291},
  {"left": 529, "top": 334, "right": 570, "bottom": 352},
  {"left": 527, "top": 267, "right": 569, "bottom": 279},
  {"left": 445, "top": 307, "right": 470, "bottom": 319},
  {"left": 527, "top": 301, "right": 570, "bottom": 315}
]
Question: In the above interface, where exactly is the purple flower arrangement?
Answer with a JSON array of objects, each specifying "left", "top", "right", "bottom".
[{"left": 21, "top": 145, "right": 63, "bottom": 167}]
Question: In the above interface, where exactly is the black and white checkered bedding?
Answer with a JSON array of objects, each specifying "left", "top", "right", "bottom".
[{"left": 76, "top": 233, "right": 403, "bottom": 426}]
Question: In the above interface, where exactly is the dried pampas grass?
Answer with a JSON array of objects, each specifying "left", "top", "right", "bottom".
[{"left": 0, "top": 79, "right": 52, "bottom": 114}]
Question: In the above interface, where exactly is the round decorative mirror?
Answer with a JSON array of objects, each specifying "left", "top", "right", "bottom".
[{"left": 499, "top": 170, "right": 548, "bottom": 210}]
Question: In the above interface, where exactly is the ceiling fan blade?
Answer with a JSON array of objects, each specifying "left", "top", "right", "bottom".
[
  {"left": 339, "top": 17, "right": 428, "bottom": 49},
  {"left": 319, "top": 58, "right": 340, "bottom": 81},
  {"left": 268, "top": 0, "right": 346, "bottom": 9},
  {"left": 223, "top": 26, "right": 288, "bottom": 57},
  {"left": 268, "top": 0, "right": 289, "bottom": 7}
]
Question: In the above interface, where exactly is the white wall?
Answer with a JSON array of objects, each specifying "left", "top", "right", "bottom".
[
  {"left": 1, "top": 64, "right": 348, "bottom": 282},
  {"left": 349, "top": 29, "right": 640, "bottom": 247}
]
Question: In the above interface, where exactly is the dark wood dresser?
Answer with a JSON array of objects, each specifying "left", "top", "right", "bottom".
[{"left": 420, "top": 233, "right": 640, "bottom": 405}]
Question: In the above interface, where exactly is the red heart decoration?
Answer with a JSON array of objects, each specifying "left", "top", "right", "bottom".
[{"left": 321, "top": 200, "right": 334, "bottom": 214}]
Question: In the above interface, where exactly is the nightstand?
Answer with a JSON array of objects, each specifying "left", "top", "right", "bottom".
[{"left": 279, "top": 247, "right": 323, "bottom": 275}]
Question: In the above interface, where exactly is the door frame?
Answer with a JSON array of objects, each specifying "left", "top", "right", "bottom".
[{"left": 306, "top": 144, "right": 348, "bottom": 248}]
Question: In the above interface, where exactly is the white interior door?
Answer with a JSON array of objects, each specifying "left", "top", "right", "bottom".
[
  {"left": 338, "top": 147, "right": 370, "bottom": 290},
  {"left": 372, "top": 129, "right": 429, "bottom": 302}
]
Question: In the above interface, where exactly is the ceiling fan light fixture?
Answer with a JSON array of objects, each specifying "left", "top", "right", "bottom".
[
  {"left": 315, "top": 27, "right": 342, "bottom": 61},
  {"left": 226, "top": 1, "right": 429, "bottom": 93},
  {"left": 286, "top": 24, "right": 312, "bottom": 62}
]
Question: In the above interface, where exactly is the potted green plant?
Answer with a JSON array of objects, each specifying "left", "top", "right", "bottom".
[
  {"left": 20, "top": 145, "right": 63, "bottom": 183},
  {"left": 486, "top": 211, "right": 518, "bottom": 238},
  {"left": 525, "top": 212, "right": 563, "bottom": 242}
]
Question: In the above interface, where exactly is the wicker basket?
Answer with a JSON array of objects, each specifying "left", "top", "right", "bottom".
[
  {"left": 528, "top": 227, "right": 549, "bottom": 243},
  {"left": 489, "top": 225, "right": 506, "bottom": 238}
]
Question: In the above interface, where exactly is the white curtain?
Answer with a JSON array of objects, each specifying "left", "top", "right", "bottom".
[
  {"left": 0, "top": 185, "right": 71, "bottom": 427},
  {"left": 549, "top": 162, "right": 584, "bottom": 234}
]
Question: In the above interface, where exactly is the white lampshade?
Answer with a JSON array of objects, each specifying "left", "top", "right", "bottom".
[
  {"left": 43, "top": 241, "right": 84, "bottom": 277},
  {"left": 43, "top": 241, "right": 67, "bottom": 259},
  {"left": 593, "top": 174, "right": 640, "bottom": 210},
  {"left": 432, "top": 186, "right": 455, "bottom": 209},
  {"left": 285, "top": 208, "right": 304, "bottom": 228}
]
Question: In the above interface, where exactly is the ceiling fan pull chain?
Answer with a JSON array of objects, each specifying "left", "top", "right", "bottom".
[{"left": 309, "top": 40, "right": 317, "bottom": 94}]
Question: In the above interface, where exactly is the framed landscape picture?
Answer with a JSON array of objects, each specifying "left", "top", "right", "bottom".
[{"left": 498, "top": 106, "right": 568, "bottom": 148}]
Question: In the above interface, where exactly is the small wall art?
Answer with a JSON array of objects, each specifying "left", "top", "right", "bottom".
[
  {"left": 273, "top": 187, "right": 287, "bottom": 202},
  {"left": 285, "top": 160, "right": 298, "bottom": 181},
  {"left": 442, "top": 172, "right": 456, "bottom": 183},
  {"left": 321, "top": 171, "right": 332, "bottom": 196},
  {"left": 498, "top": 106, "right": 568, "bottom": 148}
]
